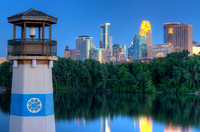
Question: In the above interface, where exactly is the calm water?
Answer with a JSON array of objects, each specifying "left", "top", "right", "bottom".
[{"left": 1, "top": 91, "right": 200, "bottom": 132}]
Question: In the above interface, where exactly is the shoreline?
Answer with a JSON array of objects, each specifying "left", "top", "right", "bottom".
[{"left": 54, "top": 88, "right": 199, "bottom": 95}]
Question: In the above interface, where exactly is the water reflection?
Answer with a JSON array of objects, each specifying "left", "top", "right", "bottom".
[
  {"left": 164, "top": 123, "right": 193, "bottom": 132},
  {"left": 1, "top": 91, "right": 200, "bottom": 131},
  {"left": 75, "top": 116, "right": 85, "bottom": 125},
  {"left": 139, "top": 116, "right": 152, "bottom": 132},
  {"left": 100, "top": 115, "right": 111, "bottom": 132}
]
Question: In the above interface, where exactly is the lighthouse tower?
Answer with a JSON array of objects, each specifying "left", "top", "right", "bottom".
[{"left": 7, "top": 8, "right": 57, "bottom": 132}]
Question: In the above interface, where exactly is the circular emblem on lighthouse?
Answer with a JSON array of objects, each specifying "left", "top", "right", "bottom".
[{"left": 27, "top": 98, "right": 42, "bottom": 113}]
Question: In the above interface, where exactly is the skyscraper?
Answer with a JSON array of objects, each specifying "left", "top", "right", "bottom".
[
  {"left": 139, "top": 21, "right": 152, "bottom": 58},
  {"left": 75, "top": 36, "right": 89, "bottom": 60},
  {"left": 139, "top": 21, "right": 151, "bottom": 38},
  {"left": 146, "top": 30, "right": 152, "bottom": 58},
  {"left": 163, "top": 22, "right": 180, "bottom": 44},
  {"left": 76, "top": 36, "right": 95, "bottom": 60},
  {"left": 173, "top": 24, "right": 193, "bottom": 54},
  {"left": 131, "top": 34, "right": 146, "bottom": 59},
  {"left": 100, "top": 23, "right": 111, "bottom": 49},
  {"left": 78, "top": 36, "right": 95, "bottom": 61}
]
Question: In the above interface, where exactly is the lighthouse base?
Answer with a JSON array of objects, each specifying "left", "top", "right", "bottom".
[
  {"left": 9, "top": 59, "right": 56, "bottom": 132},
  {"left": 9, "top": 115, "right": 55, "bottom": 132}
]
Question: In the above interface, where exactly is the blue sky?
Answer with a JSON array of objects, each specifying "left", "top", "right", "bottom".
[{"left": 1, "top": 0, "right": 200, "bottom": 57}]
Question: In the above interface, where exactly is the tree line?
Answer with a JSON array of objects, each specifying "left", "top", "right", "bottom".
[
  {"left": 53, "top": 50, "right": 200, "bottom": 93},
  {"left": 0, "top": 50, "right": 200, "bottom": 93}
]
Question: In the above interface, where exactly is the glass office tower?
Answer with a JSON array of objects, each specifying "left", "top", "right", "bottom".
[
  {"left": 132, "top": 34, "right": 147, "bottom": 59},
  {"left": 100, "top": 23, "right": 111, "bottom": 49},
  {"left": 128, "top": 42, "right": 134, "bottom": 59}
]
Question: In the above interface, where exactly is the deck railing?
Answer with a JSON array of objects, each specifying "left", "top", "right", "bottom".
[{"left": 7, "top": 39, "right": 57, "bottom": 56}]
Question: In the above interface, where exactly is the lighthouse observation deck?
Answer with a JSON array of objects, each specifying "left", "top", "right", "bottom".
[{"left": 7, "top": 38, "right": 57, "bottom": 56}]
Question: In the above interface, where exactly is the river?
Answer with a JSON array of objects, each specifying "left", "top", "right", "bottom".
[{"left": 0, "top": 90, "right": 200, "bottom": 132}]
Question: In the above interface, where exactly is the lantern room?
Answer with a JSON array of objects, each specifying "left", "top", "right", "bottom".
[{"left": 7, "top": 8, "right": 58, "bottom": 56}]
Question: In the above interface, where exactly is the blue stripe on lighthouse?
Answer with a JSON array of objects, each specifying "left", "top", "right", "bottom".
[{"left": 10, "top": 93, "right": 54, "bottom": 117}]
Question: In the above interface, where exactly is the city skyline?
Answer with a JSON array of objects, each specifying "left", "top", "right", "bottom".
[{"left": 1, "top": 0, "right": 200, "bottom": 57}]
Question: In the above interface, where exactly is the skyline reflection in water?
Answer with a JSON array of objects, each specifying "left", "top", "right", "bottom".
[{"left": 0, "top": 91, "right": 200, "bottom": 132}]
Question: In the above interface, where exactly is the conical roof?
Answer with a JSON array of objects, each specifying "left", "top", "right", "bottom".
[{"left": 8, "top": 8, "right": 57, "bottom": 24}]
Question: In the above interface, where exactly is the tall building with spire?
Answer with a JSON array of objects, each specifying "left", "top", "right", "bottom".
[{"left": 139, "top": 21, "right": 152, "bottom": 58}]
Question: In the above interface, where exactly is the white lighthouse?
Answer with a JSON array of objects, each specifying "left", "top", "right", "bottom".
[{"left": 7, "top": 8, "right": 58, "bottom": 132}]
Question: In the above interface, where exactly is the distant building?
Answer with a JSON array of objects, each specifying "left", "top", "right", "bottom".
[
  {"left": 76, "top": 36, "right": 90, "bottom": 60},
  {"left": 113, "top": 44, "right": 126, "bottom": 61},
  {"left": 80, "top": 37, "right": 95, "bottom": 61},
  {"left": 91, "top": 48, "right": 111, "bottom": 63},
  {"left": 109, "top": 36, "right": 113, "bottom": 56},
  {"left": 139, "top": 20, "right": 152, "bottom": 58},
  {"left": 163, "top": 22, "right": 180, "bottom": 44},
  {"left": 193, "top": 42, "right": 200, "bottom": 55},
  {"left": 152, "top": 43, "right": 174, "bottom": 58},
  {"left": 101, "top": 49, "right": 112, "bottom": 63},
  {"left": 146, "top": 30, "right": 152, "bottom": 58},
  {"left": 126, "top": 58, "right": 155, "bottom": 63},
  {"left": 193, "top": 41, "right": 200, "bottom": 45},
  {"left": 173, "top": 24, "right": 193, "bottom": 54},
  {"left": 64, "top": 45, "right": 70, "bottom": 58},
  {"left": 0, "top": 57, "right": 6, "bottom": 65},
  {"left": 100, "top": 23, "right": 111, "bottom": 49},
  {"left": 63, "top": 45, "right": 77, "bottom": 60},
  {"left": 76, "top": 36, "right": 95, "bottom": 61},
  {"left": 90, "top": 49, "right": 102, "bottom": 63},
  {"left": 70, "top": 50, "right": 77, "bottom": 60},
  {"left": 75, "top": 50, "right": 80, "bottom": 60}
]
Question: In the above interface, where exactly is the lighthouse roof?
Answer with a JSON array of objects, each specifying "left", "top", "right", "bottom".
[{"left": 8, "top": 8, "right": 57, "bottom": 24}]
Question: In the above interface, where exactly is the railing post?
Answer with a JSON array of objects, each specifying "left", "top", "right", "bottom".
[
  {"left": 39, "top": 27, "right": 41, "bottom": 40},
  {"left": 49, "top": 24, "right": 52, "bottom": 40},
  {"left": 23, "top": 22, "right": 26, "bottom": 39},
  {"left": 42, "top": 22, "right": 45, "bottom": 39},
  {"left": 13, "top": 24, "right": 16, "bottom": 39}
]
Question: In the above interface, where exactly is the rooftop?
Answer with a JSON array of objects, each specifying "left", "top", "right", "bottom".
[{"left": 8, "top": 8, "right": 58, "bottom": 25}]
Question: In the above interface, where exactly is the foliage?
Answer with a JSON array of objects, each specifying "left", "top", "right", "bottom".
[
  {"left": 1, "top": 51, "right": 200, "bottom": 93},
  {"left": 52, "top": 51, "right": 200, "bottom": 93},
  {"left": 0, "top": 62, "right": 12, "bottom": 88}
]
